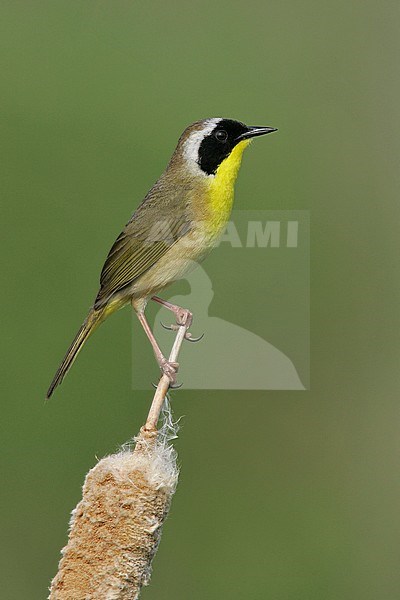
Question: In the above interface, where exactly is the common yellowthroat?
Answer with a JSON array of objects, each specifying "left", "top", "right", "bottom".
[{"left": 46, "top": 118, "right": 277, "bottom": 398}]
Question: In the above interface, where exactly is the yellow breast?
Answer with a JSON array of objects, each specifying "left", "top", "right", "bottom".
[{"left": 206, "top": 139, "right": 251, "bottom": 235}]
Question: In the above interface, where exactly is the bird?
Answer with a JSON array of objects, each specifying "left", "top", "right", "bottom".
[{"left": 46, "top": 118, "right": 277, "bottom": 398}]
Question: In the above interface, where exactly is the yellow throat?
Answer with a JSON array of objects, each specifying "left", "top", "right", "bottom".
[{"left": 207, "top": 139, "right": 251, "bottom": 234}]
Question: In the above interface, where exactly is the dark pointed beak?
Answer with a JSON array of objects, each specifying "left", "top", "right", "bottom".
[{"left": 236, "top": 126, "right": 278, "bottom": 141}]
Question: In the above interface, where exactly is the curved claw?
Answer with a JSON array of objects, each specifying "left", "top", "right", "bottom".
[
  {"left": 185, "top": 332, "right": 205, "bottom": 343},
  {"left": 160, "top": 321, "right": 175, "bottom": 331},
  {"left": 169, "top": 381, "right": 183, "bottom": 390},
  {"left": 151, "top": 381, "right": 159, "bottom": 389}
]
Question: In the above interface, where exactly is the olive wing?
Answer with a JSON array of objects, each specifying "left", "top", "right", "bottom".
[{"left": 95, "top": 195, "right": 190, "bottom": 307}]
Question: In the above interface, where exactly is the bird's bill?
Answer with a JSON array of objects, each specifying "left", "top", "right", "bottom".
[{"left": 236, "top": 126, "right": 278, "bottom": 141}]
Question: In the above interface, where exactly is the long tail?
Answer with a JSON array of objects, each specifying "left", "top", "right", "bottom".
[{"left": 46, "top": 308, "right": 105, "bottom": 399}]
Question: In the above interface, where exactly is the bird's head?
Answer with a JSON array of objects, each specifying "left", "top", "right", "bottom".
[{"left": 173, "top": 118, "right": 277, "bottom": 178}]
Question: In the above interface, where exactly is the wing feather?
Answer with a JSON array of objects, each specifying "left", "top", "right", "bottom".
[{"left": 94, "top": 194, "right": 190, "bottom": 307}]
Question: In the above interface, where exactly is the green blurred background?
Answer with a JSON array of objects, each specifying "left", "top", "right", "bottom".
[{"left": 1, "top": 1, "right": 399, "bottom": 598}]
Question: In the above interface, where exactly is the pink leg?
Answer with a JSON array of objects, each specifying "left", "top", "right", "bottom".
[{"left": 136, "top": 311, "right": 179, "bottom": 384}]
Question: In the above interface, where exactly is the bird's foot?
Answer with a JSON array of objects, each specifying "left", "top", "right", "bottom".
[
  {"left": 160, "top": 321, "right": 204, "bottom": 343},
  {"left": 158, "top": 357, "right": 180, "bottom": 387},
  {"left": 160, "top": 308, "right": 204, "bottom": 342},
  {"left": 175, "top": 307, "right": 193, "bottom": 327},
  {"left": 152, "top": 297, "right": 195, "bottom": 330}
]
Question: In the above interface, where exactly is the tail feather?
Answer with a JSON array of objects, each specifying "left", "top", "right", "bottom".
[{"left": 46, "top": 308, "right": 104, "bottom": 399}]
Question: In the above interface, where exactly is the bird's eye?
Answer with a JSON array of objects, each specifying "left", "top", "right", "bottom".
[{"left": 214, "top": 129, "right": 228, "bottom": 142}]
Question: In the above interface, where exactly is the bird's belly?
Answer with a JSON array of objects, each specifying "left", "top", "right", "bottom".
[{"left": 129, "top": 228, "right": 214, "bottom": 303}]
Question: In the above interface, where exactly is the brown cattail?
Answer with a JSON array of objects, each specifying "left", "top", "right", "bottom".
[
  {"left": 49, "top": 405, "right": 179, "bottom": 600},
  {"left": 49, "top": 312, "right": 190, "bottom": 599}
]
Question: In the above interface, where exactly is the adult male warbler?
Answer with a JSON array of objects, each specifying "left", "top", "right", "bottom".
[{"left": 46, "top": 118, "right": 277, "bottom": 398}]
